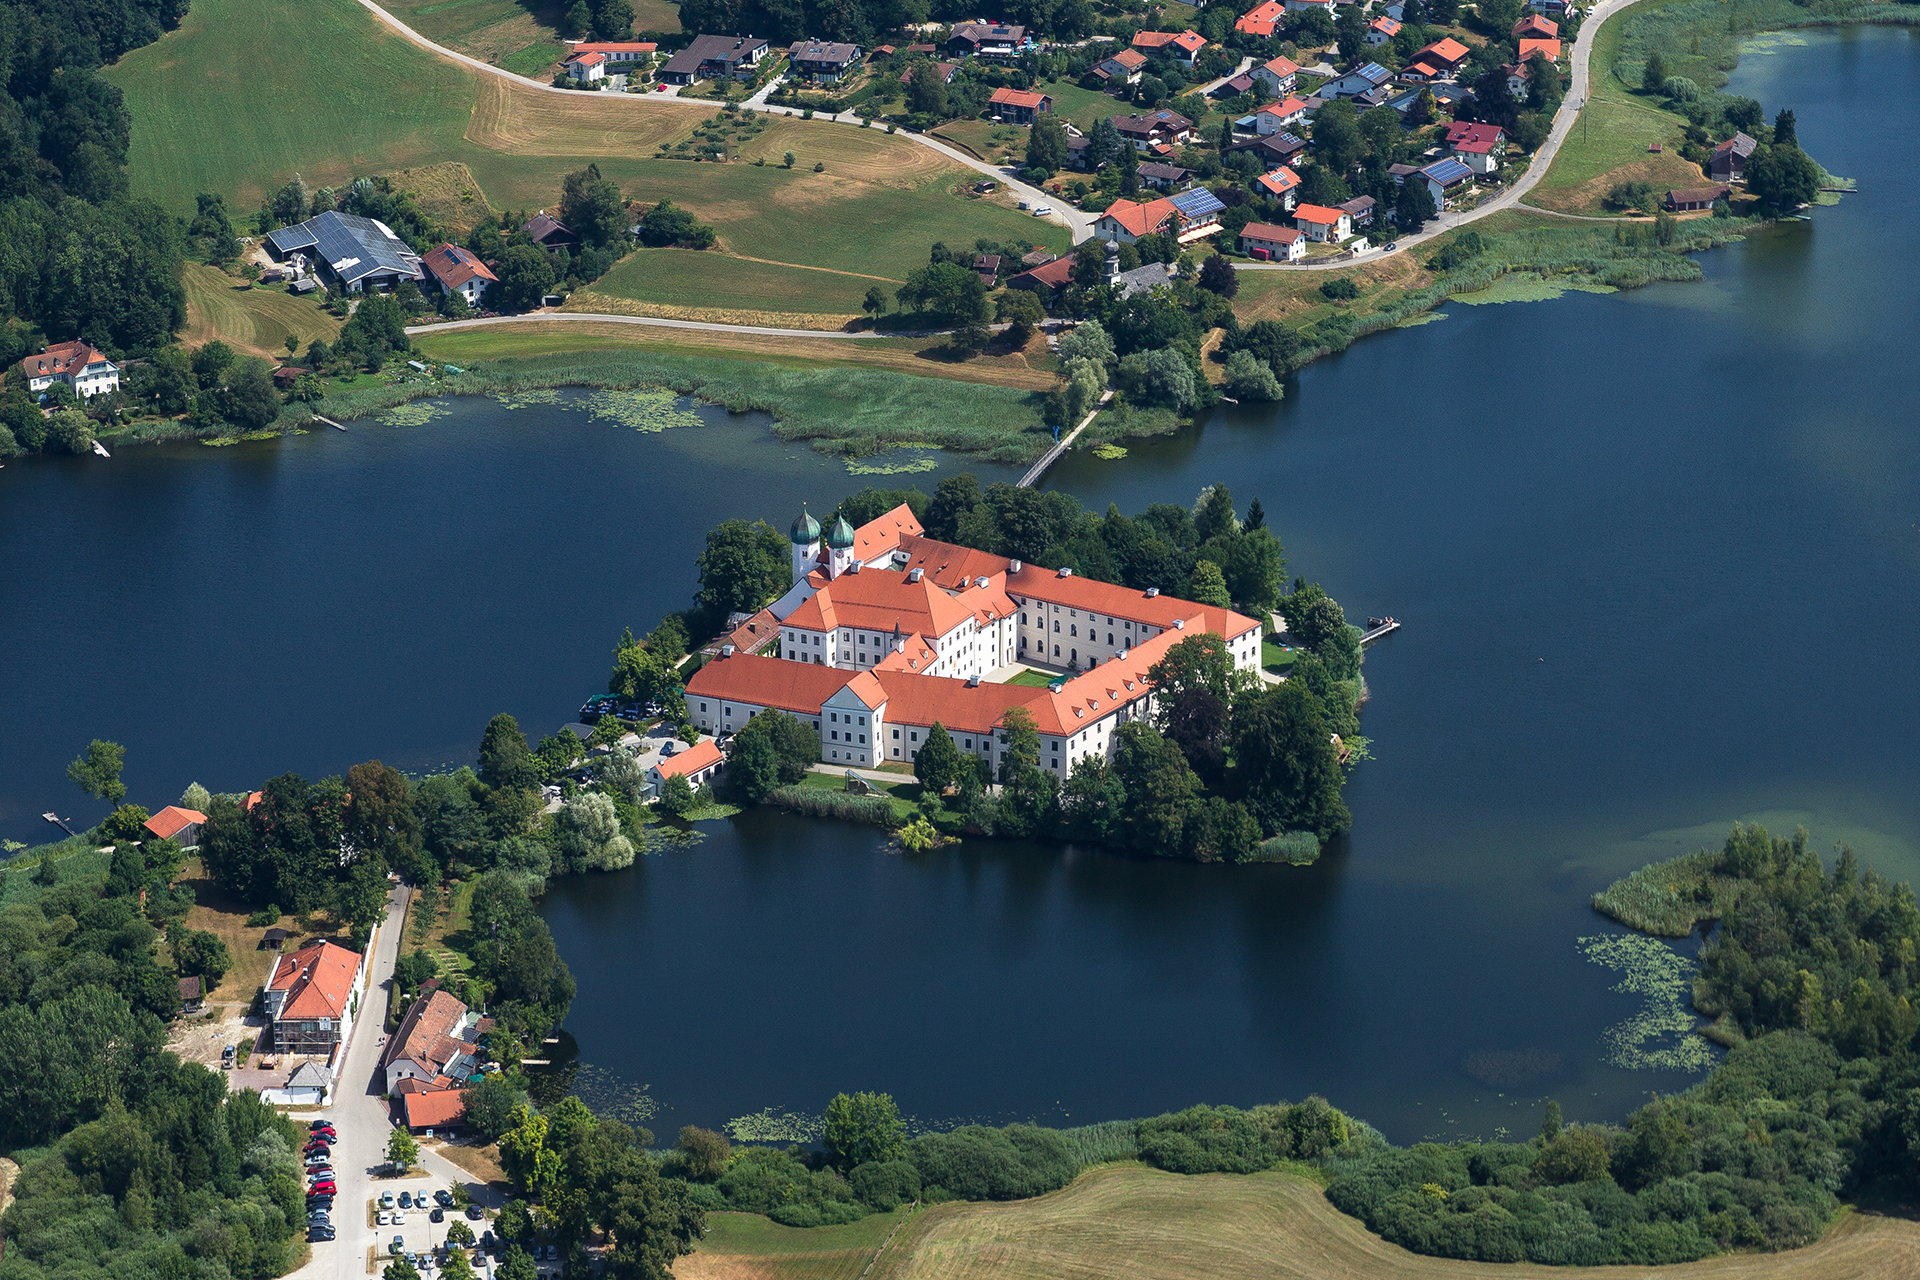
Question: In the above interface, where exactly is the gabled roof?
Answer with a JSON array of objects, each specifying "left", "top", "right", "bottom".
[
  {"left": 1137, "top": 161, "right": 1193, "bottom": 182},
  {"left": 384, "top": 989, "right": 470, "bottom": 1075},
  {"left": 403, "top": 1089, "right": 468, "bottom": 1129},
  {"left": 1240, "top": 221, "right": 1302, "bottom": 243},
  {"left": 565, "top": 51, "right": 606, "bottom": 67},
  {"left": 1414, "top": 36, "right": 1471, "bottom": 65},
  {"left": 1339, "top": 62, "right": 1392, "bottom": 86},
  {"left": 288, "top": 1061, "right": 333, "bottom": 1088},
  {"left": 1293, "top": 203, "right": 1347, "bottom": 224},
  {"left": 990, "top": 86, "right": 1050, "bottom": 109},
  {"left": 893, "top": 533, "right": 1010, "bottom": 590},
  {"left": 1714, "top": 131, "right": 1758, "bottom": 159},
  {"left": 1010, "top": 256, "right": 1076, "bottom": 290},
  {"left": 1236, "top": 1, "right": 1286, "bottom": 37},
  {"left": 1512, "top": 14, "right": 1557, "bottom": 37},
  {"left": 265, "top": 211, "right": 421, "bottom": 285},
  {"left": 784, "top": 564, "right": 1001, "bottom": 639},
  {"left": 654, "top": 738, "right": 723, "bottom": 779},
  {"left": 1255, "top": 168, "right": 1301, "bottom": 197},
  {"left": 1169, "top": 187, "right": 1226, "bottom": 220},
  {"left": 21, "top": 340, "right": 115, "bottom": 380},
  {"left": 1133, "top": 29, "right": 1206, "bottom": 54},
  {"left": 1518, "top": 38, "right": 1561, "bottom": 62},
  {"left": 422, "top": 243, "right": 499, "bottom": 290},
  {"left": 269, "top": 939, "right": 361, "bottom": 1021},
  {"left": 1402, "top": 59, "right": 1444, "bottom": 79},
  {"left": 950, "top": 20, "right": 1025, "bottom": 44},
  {"left": 1444, "top": 121, "right": 1506, "bottom": 153},
  {"left": 571, "top": 41, "right": 657, "bottom": 52},
  {"left": 1370, "top": 16, "right": 1401, "bottom": 34},
  {"left": 1667, "top": 184, "right": 1731, "bottom": 205},
  {"left": 1420, "top": 158, "right": 1476, "bottom": 184},
  {"left": 178, "top": 976, "right": 203, "bottom": 1001},
  {"left": 790, "top": 39, "right": 862, "bottom": 62},
  {"left": 1258, "top": 54, "right": 1299, "bottom": 78},
  {"left": 144, "top": 805, "right": 207, "bottom": 841},
  {"left": 521, "top": 212, "right": 576, "bottom": 245},
  {"left": 1098, "top": 196, "right": 1181, "bottom": 238},
  {"left": 1257, "top": 96, "right": 1307, "bottom": 118},
  {"left": 1006, "top": 567, "right": 1261, "bottom": 641},
  {"left": 689, "top": 651, "right": 857, "bottom": 715}
]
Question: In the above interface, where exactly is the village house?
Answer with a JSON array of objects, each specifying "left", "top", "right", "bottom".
[
  {"left": 1388, "top": 161, "right": 1423, "bottom": 186},
  {"left": 659, "top": 34, "right": 770, "bottom": 84},
  {"left": 264, "top": 211, "right": 423, "bottom": 293},
  {"left": 1284, "top": 0, "right": 1336, "bottom": 13},
  {"left": 788, "top": 39, "right": 863, "bottom": 80},
  {"left": 1519, "top": 38, "right": 1561, "bottom": 64},
  {"left": 178, "top": 976, "right": 205, "bottom": 1016},
  {"left": 1501, "top": 61, "right": 1532, "bottom": 99},
  {"left": 1666, "top": 183, "right": 1731, "bottom": 211},
  {"left": 687, "top": 505, "right": 1263, "bottom": 778},
  {"left": 1137, "top": 161, "right": 1196, "bottom": 191},
  {"left": 422, "top": 243, "right": 499, "bottom": 306},
  {"left": 1131, "top": 29, "right": 1208, "bottom": 69},
  {"left": 1168, "top": 187, "right": 1227, "bottom": 242},
  {"left": 1293, "top": 203, "right": 1351, "bottom": 242},
  {"left": 1233, "top": 131, "right": 1309, "bottom": 168},
  {"left": 402, "top": 1089, "right": 467, "bottom": 1136},
  {"left": 1211, "top": 71, "right": 1257, "bottom": 99},
  {"left": 648, "top": 738, "right": 725, "bottom": 799},
  {"left": 900, "top": 60, "right": 958, "bottom": 87},
  {"left": 1367, "top": 16, "right": 1401, "bottom": 43},
  {"left": 382, "top": 988, "right": 484, "bottom": 1093},
  {"left": 1251, "top": 53, "right": 1299, "bottom": 96},
  {"left": 143, "top": 805, "right": 207, "bottom": 847},
  {"left": 1255, "top": 166, "right": 1301, "bottom": 208},
  {"left": 1093, "top": 196, "right": 1179, "bottom": 244},
  {"left": 1235, "top": 0, "right": 1287, "bottom": 38},
  {"left": 947, "top": 21, "right": 1026, "bottom": 60},
  {"left": 988, "top": 86, "right": 1053, "bottom": 124},
  {"left": 1528, "top": 0, "right": 1577, "bottom": 15},
  {"left": 1418, "top": 157, "right": 1477, "bottom": 207},
  {"left": 1112, "top": 109, "right": 1195, "bottom": 151},
  {"left": 1513, "top": 14, "right": 1558, "bottom": 39},
  {"left": 1337, "top": 195, "right": 1376, "bottom": 228},
  {"left": 520, "top": 211, "right": 578, "bottom": 248},
  {"left": 563, "top": 50, "right": 607, "bottom": 82},
  {"left": 1006, "top": 254, "right": 1075, "bottom": 300},
  {"left": 1410, "top": 37, "right": 1472, "bottom": 75},
  {"left": 1238, "top": 221, "right": 1307, "bottom": 260},
  {"left": 1444, "top": 120, "right": 1507, "bottom": 174},
  {"left": 973, "top": 253, "right": 1002, "bottom": 286},
  {"left": 1709, "top": 132, "right": 1757, "bottom": 181},
  {"left": 569, "top": 40, "right": 656, "bottom": 68},
  {"left": 1092, "top": 48, "right": 1147, "bottom": 87},
  {"left": 1254, "top": 96, "right": 1309, "bottom": 133},
  {"left": 264, "top": 938, "right": 365, "bottom": 1056},
  {"left": 1323, "top": 62, "right": 1393, "bottom": 99}
]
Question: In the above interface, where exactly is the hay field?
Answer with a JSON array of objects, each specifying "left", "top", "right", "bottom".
[
  {"left": 677, "top": 1210, "right": 909, "bottom": 1280},
  {"left": 389, "top": 161, "right": 495, "bottom": 235},
  {"left": 856, "top": 1165, "right": 1920, "bottom": 1280},
  {"left": 181, "top": 264, "right": 342, "bottom": 358},
  {"left": 381, "top": 0, "right": 567, "bottom": 66}
]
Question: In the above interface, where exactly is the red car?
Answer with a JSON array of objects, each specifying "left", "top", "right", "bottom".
[{"left": 308, "top": 1182, "right": 337, "bottom": 1196}]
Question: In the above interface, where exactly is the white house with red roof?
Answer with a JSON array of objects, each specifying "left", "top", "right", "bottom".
[
  {"left": 563, "top": 50, "right": 607, "bottom": 81},
  {"left": 1251, "top": 54, "right": 1299, "bottom": 95},
  {"left": 1132, "top": 29, "right": 1208, "bottom": 68},
  {"left": 21, "top": 341, "right": 119, "bottom": 401},
  {"left": 1367, "top": 16, "right": 1401, "bottom": 43},
  {"left": 988, "top": 86, "right": 1053, "bottom": 124},
  {"left": 1255, "top": 166, "right": 1301, "bottom": 208},
  {"left": 1093, "top": 196, "right": 1182, "bottom": 244},
  {"left": 382, "top": 988, "right": 482, "bottom": 1092},
  {"left": 1239, "top": 222, "right": 1306, "bottom": 260},
  {"left": 648, "top": 738, "right": 725, "bottom": 798},
  {"left": 1254, "top": 97, "right": 1309, "bottom": 134},
  {"left": 569, "top": 40, "right": 656, "bottom": 65},
  {"left": 422, "top": 243, "right": 499, "bottom": 305},
  {"left": 685, "top": 504, "right": 1265, "bottom": 776},
  {"left": 264, "top": 938, "right": 365, "bottom": 1056},
  {"left": 1235, "top": 1, "right": 1286, "bottom": 38},
  {"left": 1293, "top": 203, "right": 1351, "bottom": 242},
  {"left": 1444, "top": 121, "right": 1507, "bottom": 174}
]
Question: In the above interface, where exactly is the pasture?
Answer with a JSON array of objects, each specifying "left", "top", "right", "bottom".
[
  {"left": 109, "top": 0, "right": 1066, "bottom": 322},
  {"left": 181, "top": 264, "right": 342, "bottom": 357}
]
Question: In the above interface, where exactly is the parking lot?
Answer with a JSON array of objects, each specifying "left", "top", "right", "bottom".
[{"left": 366, "top": 1180, "right": 494, "bottom": 1275}]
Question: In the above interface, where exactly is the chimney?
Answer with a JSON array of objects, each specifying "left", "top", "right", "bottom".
[
  {"left": 720, "top": 644, "right": 736, "bottom": 657},
  {"left": 907, "top": 568, "right": 923, "bottom": 583},
  {"left": 1145, "top": 587, "right": 1159, "bottom": 597},
  {"left": 1009, "top": 559, "right": 1022, "bottom": 574},
  {"left": 1057, "top": 566, "right": 1073, "bottom": 578},
  {"left": 967, "top": 675, "right": 980, "bottom": 687}
]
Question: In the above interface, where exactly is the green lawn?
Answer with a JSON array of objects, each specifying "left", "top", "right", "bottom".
[
  {"left": 578, "top": 249, "right": 882, "bottom": 318},
  {"left": 1033, "top": 80, "right": 1129, "bottom": 133},
  {"left": 381, "top": 0, "right": 567, "bottom": 66},
  {"left": 798, "top": 770, "right": 925, "bottom": 821},
  {"left": 693, "top": 1208, "right": 907, "bottom": 1279},
  {"left": 105, "top": 0, "right": 477, "bottom": 212},
  {"left": 1262, "top": 638, "right": 1299, "bottom": 673},
  {"left": 1004, "top": 668, "right": 1059, "bottom": 688}
]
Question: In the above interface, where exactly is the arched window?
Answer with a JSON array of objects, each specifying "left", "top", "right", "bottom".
[
  {"left": 1069, "top": 625, "right": 1077, "bottom": 637},
  {"left": 1053, "top": 620, "right": 1060, "bottom": 632}
]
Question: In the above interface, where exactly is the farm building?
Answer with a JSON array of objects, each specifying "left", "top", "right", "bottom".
[
  {"left": 659, "top": 35, "right": 770, "bottom": 84},
  {"left": 264, "top": 211, "right": 422, "bottom": 294}
]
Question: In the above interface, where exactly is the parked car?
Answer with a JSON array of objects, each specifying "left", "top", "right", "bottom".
[
  {"left": 399, "top": 1192, "right": 413, "bottom": 1209},
  {"left": 381, "top": 1192, "right": 396, "bottom": 1210},
  {"left": 392, "top": 1235, "right": 406, "bottom": 1254},
  {"left": 394, "top": 1212, "right": 407, "bottom": 1226},
  {"left": 378, "top": 1211, "right": 391, "bottom": 1226},
  {"left": 309, "top": 1182, "right": 337, "bottom": 1196},
  {"left": 1032, "top": 206, "right": 1054, "bottom": 217},
  {"left": 309, "top": 1119, "right": 333, "bottom": 1131},
  {"left": 466, "top": 1206, "right": 485, "bottom": 1220},
  {"left": 435, "top": 1191, "right": 455, "bottom": 1208},
  {"left": 430, "top": 1208, "right": 444, "bottom": 1223},
  {"left": 309, "top": 1227, "right": 335, "bottom": 1242}
]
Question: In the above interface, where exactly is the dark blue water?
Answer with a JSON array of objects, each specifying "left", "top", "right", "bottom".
[{"left": 5, "top": 30, "right": 1915, "bottom": 1145}]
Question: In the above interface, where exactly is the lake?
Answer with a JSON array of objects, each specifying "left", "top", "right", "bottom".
[{"left": 4, "top": 28, "right": 1915, "bottom": 1145}]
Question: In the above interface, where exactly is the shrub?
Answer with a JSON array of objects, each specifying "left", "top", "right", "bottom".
[
  {"left": 1244, "top": 831, "right": 1320, "bottom": 864},
  {"left": 851, "top": 1159, "right": 921, "bottom": 1210},
  {"left": 1319, "top": 277, "right": 1359, "bottom": 301},
  {"left": 908, "top": 1124, "right": 1076, "bottom": 1201},
  {"left": 1137, "top": 1097, "right": 1352, "bottom": 1174},
  {"left": 766, "top": 786, "right": 898, "bottom": 827},
  {"left": 245, "top": 904, "right": 281, "bottom": 927}
]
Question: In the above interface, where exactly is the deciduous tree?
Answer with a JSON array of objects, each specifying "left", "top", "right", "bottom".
[{"left": 823, "top": 1091, "right": 907, "bottom": 1171}]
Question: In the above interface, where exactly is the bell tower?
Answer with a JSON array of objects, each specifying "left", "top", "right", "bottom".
[{"left": 790, "top": 506, "right": 822, "bottom": 584}]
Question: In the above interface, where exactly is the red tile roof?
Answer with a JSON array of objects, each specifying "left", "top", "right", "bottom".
[
  {"left": 1512, "top": 15, "right": 1557, "bottom": 37},
  {"left": 1134, "top": 29, "right": 1206, "bottom": 54},
  {"left": 1236, "top": 1, "right": 1286, "bottom": 37},
  {"left": 1098, "top": 196, "right": 1180, "bottom": 239},
  {"left": 1256, "top": 168, "right": 1302, "bottom": 197},
  {"left": 654, "top": 738, "right": 723, "bottom": 779},
  {"left": 269, "top": 939, "right": 361, "bottom": 1021},
  {"left": 1294, "top": 203, "right": 1346, "bottom": 225},
  {"left": 990, "top": 87, "right": 1050, "bottom": 110},
  {"left": 783, "top": 567, "right": 1010, "bottom": 640},
  {"left": 403, "top": 1089, "right": 468, "bottom": 1129},
  {"left": 1414, "top": 37, "right": 1471, "bottom": 66},
  {"left": 566, "top": 51, "right": 607, "bottom": 66},
  {"left": 1370, "top": 16, "right": 1401, "bottom": 34},
  {"left": 1103, "top": 48, "right": 1148, "bottom": 71},
  {"left": 1445, "top": 121, "right": 1506, "bottom": 153},
  {"left": 422, "top": 243, "right": 499, "bottom": 291},
  {"left": 1259, "top": 54, "right": 1299, "bottom": 78},
  {"left": 384, "top": 990, "right": 470, "bottom": 1076},
  {"left": 1518, "top": 38, "right": 1561, "bottom": 62},
  {"left": 688, "top": 652, "right": 858, "bottom": 715},
  {"left": 21, "top": 340, "right": 111, "bottom": 381},
  {"left": 854, "top": 503, "right": 924, "bottom": 563},
  {"left": 893, "top": 533, "right": 1011, "bottom": 591},
  {"left": 1010, "top": 256, "right": 1076, "bottom": 291},
  {"left": 573, "top": 41, "right": 657, "bottom": 52},
  {"left": 1240, "top": 221, "right": 1302, "bottom": 243},
  {"left": 1008, "top": 569, "right": 1261, "bottom": 642},
  {"left": 143, "top": 805, "right": 206, "bottom": 841}
]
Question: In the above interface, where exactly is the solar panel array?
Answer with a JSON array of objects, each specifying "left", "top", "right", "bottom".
[
  {"left": 1170, "top": 187, "right": 1226, "bottom": 219},
  {"left": 265, "top": 211, "right": 420, "bottom": 287}
]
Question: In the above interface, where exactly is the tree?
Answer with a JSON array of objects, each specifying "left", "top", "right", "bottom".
[
  {"left": 1745, "top": 143, "right": 1820, "bottom": 209},
  {"left": 1061, "top": 756, "right": 1126, "bottom": 845},
  {"left": 1311, "top": 100, "right": 1363, "bottom": 174},
  {"left": 1395, "top": 176, "right": 1436, "bottom": 234},
  {"left": 925, "top": 474, "right": 982, "bottom": 542},
  {"left": 479, "top": 714, "right": 540, "bottom": 790},
  {"left": 592, "top": 0, "right": 634, "bottom": 38},
  {"left": 1026, "top": 114, "right": 1068, "bottom": 174},
  {"left": 465, "top": 1073, "right": 529, "bottom": 1143},
  {"left": 1228, "top": 680, "right": 1351, "bottom": 840},
  {"left": 657, "top": 772, "right": 695, "bottom": 815},
  {"left": 732, "top": 709, "right": 817, "bottom": 785},
  {"left": 638, "top": 199, "right": 715, "bottom": 249},
  {"left": 345, "top": 760, "right": 422, "bottom": 874},
  {"left": 1224, "top": 350, "right": 1282, "bottom": 401},
  {"left": 1188, "top": 560, "right": 1232, "bottom": 608},
  {"left": 561, "top": 165, "right": 627, "bottom": 248},
  {"left": 1534, "top": 1127, "right": 1612, "bottom": 1184},
  {"left": 225, "top": 358, "right": 280, "bottom": 429},
  {"left": 1540, "top": 1099, "right": 1563, "bottom": 1142},
  {"left": 675, "top": 1126, "right": 731, "bottom": 1180},
  {"left": 905, "top": 64, "right": 948, "bottom": 117},
  {"left": 996, "top": 287, "right": 1045, "bottom": 345},
  {"left": 497, "top": 244, "right": 557, "bottom": 311},
  {"left": 1772, "top": 107, "right": 1796, "bottom": 147},
  {"left": 1197, "top": 253, "right": 1238, "bottom": 298},
  {"left": 782, "top": 149, "right": 797, "bottom": 169},
  {"left": 1111, "top": 722, "right": 1200, "bottom": 855},
  {"left": 388, "top": 1127, "right": 420, "bottom": 1172},
  {"left": 1641, "top": 48, "right": 1668, "bottom": 93},
  {"left": 68, "top": 739, "right": 127, "bottom": 807},
  {"left": 1335, "top": 4, "right": 1367, "bottom": 62},
  {"left": 727, "top": 732, "right": 782, "bottom": 804},
  {"left": 695, "top": 518, "right": 789, "bottom": 620},
  {"left": 446, "top": 1220, "right": 477, "bottom": 1247},
  {"left": 897, "top": 261, "right": 990, "bottom": 325},
  {"left": 1148, "top": 632, "right": 1237, "bottom": 784},
  {"left": 45, "top": 409, "right": 94, "bottom": 454},
  {"left": 554, "top": 792, "right": 635, "bottom": 872},
  {"left": 1117, "top": 347, "right": 1198, "bottom": 412},
  {"left": 822, "top": 1091, "right": 907, "bottom": 1171},
  {"left": 1057, "top": 319, "right": 1115, "bottom": 370},
  {"left": 562, "top": 0, "right": 592, "bottom": 37},
  {"left": 863, "top": 285, "right": 889, "bottom": 320},
  {"left": 914, "top": 723, "right": 965, "bottom": 795},
  {"left": 173, "top": 929, "right": 233, "bottom": 984}
]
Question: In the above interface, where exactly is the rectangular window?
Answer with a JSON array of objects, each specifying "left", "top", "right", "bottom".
[
  {"left": 892, "top": 728, "right": 899, "bottom": 739},
  {"left": 893, "top": 748, "right": 901, "bottom": 757},
  {"left": 830, "top": 730, "right": 838, "bottom": 740},
  {"left": 699, "top": 702, "right": 708, "bottom": 712},
  {"left": 859, "top": 734, "right": 866, "bottom": 744},
  {"left": 859, "top": 716, "right": 867, "bottom": 726},
  {"left": 911, "top": 731, "right": 919, "bottom": 742},
  {"left": 830, "top": 712, "right": 838, "bottom": 722}
]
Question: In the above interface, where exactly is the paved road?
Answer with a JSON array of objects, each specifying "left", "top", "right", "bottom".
[
  {"left": 284, "top": 885, "right": 505, "bottom": 1280},
  {"left": 352, "top": 0, "right": 1090, "bottom": 238},
  {"left": 1238, "top": 0, "right": 1648, "bottom": 270},
  {"left": 405, "top": 310, "right": 877, "bottom": 340}
]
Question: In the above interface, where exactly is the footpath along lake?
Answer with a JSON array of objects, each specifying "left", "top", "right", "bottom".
[{"left": 5, "top": 29, "right": 1918, "bottom": 1145}]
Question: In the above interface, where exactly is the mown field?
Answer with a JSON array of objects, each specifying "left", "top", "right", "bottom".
[
  {"left": 1531, "top": 0, "right": 1706, "bottom": 213},
  {"left": 182, "top": 264, "right": 342, "bottom": 357},
  {"left": 680, "top": 1209, "right": 910, "bottom": 1280},
  {"left": 107, "top": 0, "right": 1063, "bottom": 321},
  {"left": 842, "top": 1165, "right": 1919, "bottom": 1280},
  {"left": 381, "top": 0, "right": 568, "bottom": 67}
]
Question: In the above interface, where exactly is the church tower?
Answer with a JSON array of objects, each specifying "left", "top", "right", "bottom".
[
  {"left": 826, "top": 515, "right": 856, "bottom": 579},
  {"left": 790, "top": 507, "right": 821, "bottom": 584}
]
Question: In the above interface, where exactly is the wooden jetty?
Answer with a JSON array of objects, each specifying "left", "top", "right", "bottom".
[
  {"left": 313, "top": 415, "right": 348, "bottom": 431},
  {"left": 41, "top": 812, "right": 76, "bottom": 835},
  {"left": 1359, "top": 618, "right": 1402, "bottom": 646}
]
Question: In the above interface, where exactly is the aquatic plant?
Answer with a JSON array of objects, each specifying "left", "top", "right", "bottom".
[
  {"left": 1590, "top": 847, "right": 1729, "bottom": 936},
  {"left": 583, "top": 389, "right": 704, "bottom": 433},
  {"left": 1091, "top": 443, "right": 1128, "bottom": 459},
  {"left": 1578, "top": 932, "right": 1716, "bottom": 1073},
  {"left": 493, "top": 389, "right": 566, "bottom": 410},
  {"left": 377, "top": 401, "right": 452, "bottom": 428},
  {"left": 725, "top": 1107, "right": 825, "bottom": 1144}
]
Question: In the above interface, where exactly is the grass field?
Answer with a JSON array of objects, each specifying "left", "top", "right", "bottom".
[
  {"left": 841, "top": 1165, "right": 1920, "bottom": 1280},
  {"left": 109, "top": 0, "right": 1064, "bottom": 323},
  {"left": 680, "top": 1210, "right": 911, "bottom": 1280},
  {"left": 1004, "top": 667, "right": 1058, "bottom": 688},
  {"left": 409, "top": 321, "right": 1059, "bottom": 391},
  {"left": 381, "top": 0, "right": 567, "bottom": 67},
  {"left": 1232, "top": 244, "right": 1440, "bottom": 328},
  {"left": 182, "top": 264, "right": 342, "bottom": 357},
  {"left": 1531, "top": 0, "right": 1703, "bottom": 213}
]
